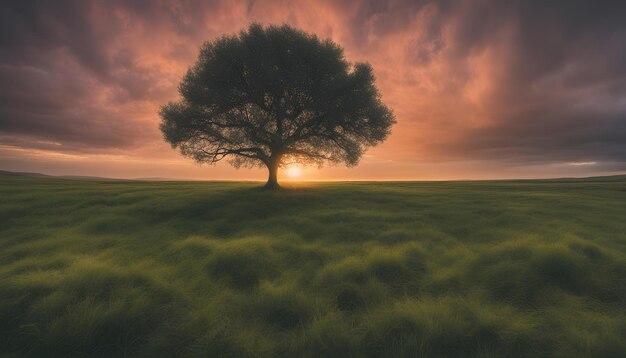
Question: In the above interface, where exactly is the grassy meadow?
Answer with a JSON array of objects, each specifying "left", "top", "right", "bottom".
[{"left": 1, "top": 172, "right": 626, "bottom": 357}]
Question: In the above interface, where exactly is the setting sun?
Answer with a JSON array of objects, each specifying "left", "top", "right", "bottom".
[{"left": 286, "top": 166, "right": 302, "bottom": 178}]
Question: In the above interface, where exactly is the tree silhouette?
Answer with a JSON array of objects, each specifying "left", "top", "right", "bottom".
[{"left": 160, "top": 24, "right": 395, "bottom": 189}]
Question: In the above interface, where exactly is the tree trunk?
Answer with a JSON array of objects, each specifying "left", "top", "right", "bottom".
[{"left": 264, "top": 161, "right": 280, "bottom": 189}]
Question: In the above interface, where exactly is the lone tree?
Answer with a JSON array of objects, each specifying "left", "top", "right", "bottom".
[{"left": 160, "top": 24, "right": 395, "bottom": 189}]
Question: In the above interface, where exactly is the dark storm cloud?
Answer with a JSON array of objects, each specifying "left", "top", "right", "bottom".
[
  {"left": 445, "top": 0, "right": 626, "bottom": 164},
  {"left": 0, "top": 1, "right": 109, "bottom": 77},
  {"left": 0, "top": 0, "right": 206, "bottom": 150},
  {"left": 0, "top": 0, "right": 625, "bottom": 170}
]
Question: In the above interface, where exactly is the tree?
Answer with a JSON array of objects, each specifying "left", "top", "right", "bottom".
[{"left": 159, "top": 24, "right": 395, "bottom": 189}]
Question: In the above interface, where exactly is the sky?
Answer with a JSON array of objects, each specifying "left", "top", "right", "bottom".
[{"left": 1, "top": 0, "right": 625, "bottom": 181}]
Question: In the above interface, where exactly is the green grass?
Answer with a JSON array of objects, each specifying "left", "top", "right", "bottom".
[{"left": 1, "top": 172, "right": 626, "bottom": 357}]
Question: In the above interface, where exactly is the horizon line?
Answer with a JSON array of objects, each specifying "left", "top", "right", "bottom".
[{"left": 2, "top": 169, "right": 625, "bottom": 183}]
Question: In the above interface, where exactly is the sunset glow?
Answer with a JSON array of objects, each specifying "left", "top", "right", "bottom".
[{"left": 286, "top": 166, "right": 302, "bottom": 179}]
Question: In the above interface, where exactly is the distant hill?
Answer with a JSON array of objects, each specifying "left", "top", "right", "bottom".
[
  {"left": 0, "top": 170, "right": 165, "bottom": 181},
  {"left": 0, "top": 170, "right": 117, "bottom": 181},
  {"left": 0, "top": 170, "right": 50, "bottom": 177}
]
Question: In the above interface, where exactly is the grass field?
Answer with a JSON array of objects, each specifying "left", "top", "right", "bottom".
[{"left": 1, "top": 172, "right": 625, "bottom": 357}]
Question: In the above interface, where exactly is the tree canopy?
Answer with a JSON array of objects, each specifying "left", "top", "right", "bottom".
[{"left": 160, "top": 23, "right": 395, "bottom": 188}]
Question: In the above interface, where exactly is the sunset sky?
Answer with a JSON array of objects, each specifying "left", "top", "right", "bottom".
[{"left": 1, "top": 0, "right": 625, "bottom": 180}]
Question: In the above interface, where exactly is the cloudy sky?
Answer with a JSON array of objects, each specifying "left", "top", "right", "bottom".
[{"left": 1, "top": 0, "right": 625, "bottom": 180}]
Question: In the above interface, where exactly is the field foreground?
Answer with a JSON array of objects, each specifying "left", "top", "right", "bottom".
[{"left": 1, "top": 173, "right": 626, "bottom": 357}]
